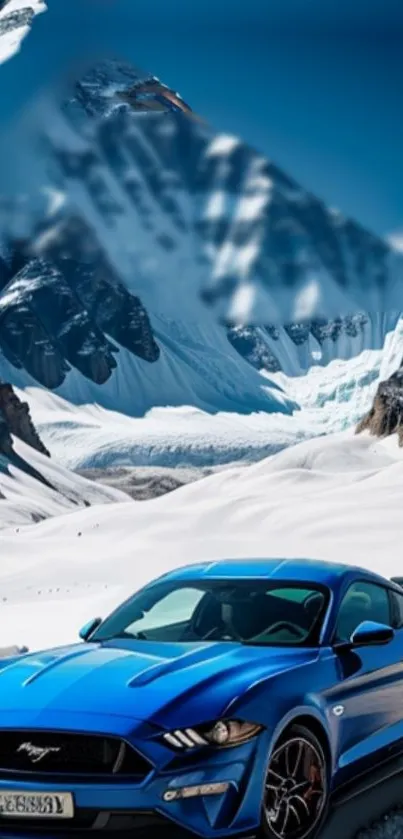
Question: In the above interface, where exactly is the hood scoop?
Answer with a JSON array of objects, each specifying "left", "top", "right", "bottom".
[{"left": 126, "top": 641, "right": 238, "bottom": 688}]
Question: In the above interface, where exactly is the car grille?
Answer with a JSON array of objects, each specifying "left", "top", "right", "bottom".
[{"left": 0, "top": 731, "right": 152, "bottom": 780}]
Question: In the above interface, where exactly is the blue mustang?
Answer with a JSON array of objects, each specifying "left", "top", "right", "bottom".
[{"left": 1, "top": 557, "right": 403, "bottom": 839}]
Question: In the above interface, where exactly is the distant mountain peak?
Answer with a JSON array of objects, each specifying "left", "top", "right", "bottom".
[{"left": 0, "top": 55, "right": 401, "bottom": 418}]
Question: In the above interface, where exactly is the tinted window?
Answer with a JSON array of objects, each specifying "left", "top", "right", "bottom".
[
  {"left": 92, "top": 580, "right": 328, "bottom": 647},
  {"left": 390, "top": 591, "right": 403, "bottom": 629},
  {"left": 335, "top": 582, "right": 391, "bottom": 642}
]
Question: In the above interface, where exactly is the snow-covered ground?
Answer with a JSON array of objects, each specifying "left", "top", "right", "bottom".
[
  {"left": 2, "top": 428, "right": 403, "bottom": 652},
  {"left": 1, "top": 327, "right": 399, "bottom": 645},
  {"left": 0, "top": 437, "right": 130, "bottom": 528}
]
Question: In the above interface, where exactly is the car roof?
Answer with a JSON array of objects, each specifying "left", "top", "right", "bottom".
[{"left": 157, "top": 558, "right": 393, "bottom": 591}]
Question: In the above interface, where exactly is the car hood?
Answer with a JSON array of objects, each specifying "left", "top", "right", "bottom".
[{"left": 0, "top": 641, "right": 318, "bottom": 728}]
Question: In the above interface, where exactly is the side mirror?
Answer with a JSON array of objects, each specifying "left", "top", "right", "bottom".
[
  {"left": 79, "top": 617, "right": 102, "bottom": 642},
  {"left": 351, "top": 620, "right": 395, "bottom": 648}
]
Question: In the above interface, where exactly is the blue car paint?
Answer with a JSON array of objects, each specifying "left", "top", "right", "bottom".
[{"left": 1, "top": 557, "right": 403, "bottom": 838}]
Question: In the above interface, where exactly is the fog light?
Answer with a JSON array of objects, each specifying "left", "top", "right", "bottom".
[{"left": 163, "top": 782, "right": 230, "bottom": 802}]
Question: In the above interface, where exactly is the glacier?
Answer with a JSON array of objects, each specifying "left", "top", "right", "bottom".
[{"left": 15, "top": 340, "right": 387, "bottom": 470}]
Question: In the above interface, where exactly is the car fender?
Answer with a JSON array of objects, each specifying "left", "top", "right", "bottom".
[
  {"left": 271, "top": 704, "right": 331, "bottom": 751},
  {"left": 226, "top": 682, "right": 333, "bottom": 770}
]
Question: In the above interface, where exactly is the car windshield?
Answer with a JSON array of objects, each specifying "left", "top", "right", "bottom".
[{"left": 92, "top": 580, "right": 328, "bottom": 647}]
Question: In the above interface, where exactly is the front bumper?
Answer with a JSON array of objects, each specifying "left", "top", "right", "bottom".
[
  {"left": 0, "top": 808, "right": 190, "bottom": 837},
  {"left": 0, "top": 735, "right": 269, "bottom": 838}
]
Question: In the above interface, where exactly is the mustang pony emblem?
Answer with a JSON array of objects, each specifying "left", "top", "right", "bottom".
[{"left": 17, "top": 742, "right": 61, "bottom": 763}]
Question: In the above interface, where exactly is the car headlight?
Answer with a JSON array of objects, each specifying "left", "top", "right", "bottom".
[{"left": 163, "top": 720, "right": 262, "bottom": 751}]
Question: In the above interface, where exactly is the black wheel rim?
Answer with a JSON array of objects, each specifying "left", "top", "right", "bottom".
[{"left": 264, "top": 736, "right": 326, "bottom": 839}]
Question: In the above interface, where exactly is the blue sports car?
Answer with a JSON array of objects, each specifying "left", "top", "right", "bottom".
[{"left": 1, "top": 557, "right": 403, "bottom": 839}]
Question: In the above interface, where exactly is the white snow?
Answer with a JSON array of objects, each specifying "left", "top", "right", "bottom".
[
  {"left": 293, "top": 276, "right": 321, "bottom": 321},
  {"left": 236, "top": 192, "right": 269, "bottom": 221},
  {"left": 13, "top": 341, "right": 383, "bottom": 471},
  {"left": 1, "top": 321, "right": 401, "bottom": 653},
  {"left": 1, "top": 428, "right": 403, "bottom": 655},
  {"left": 0, "top": 437, "right": 130, "bottom": 528},
  {"left": 0, "top": 0, "right": 46, "bottom": 65},
  {"left": 206, "top": 134, "right": 240, "bottom": 156},
  {"left": 205, "top": 190, "right": 227, "bottom": 220}
]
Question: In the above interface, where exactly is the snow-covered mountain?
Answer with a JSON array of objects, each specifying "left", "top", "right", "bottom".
[
  {"left": 0, "top": 57, "right": 401, "bottom": 421},
  {"left": 0, "top": 0, "right": 46, "bottom": 65}
]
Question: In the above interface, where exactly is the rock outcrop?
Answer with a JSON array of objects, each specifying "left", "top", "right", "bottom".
[
  {"left": 0, "top": 382, "right": 50, "bottom": 457},
  {"left": 356, "top": 370, "right": 403, "bottom": 445}
]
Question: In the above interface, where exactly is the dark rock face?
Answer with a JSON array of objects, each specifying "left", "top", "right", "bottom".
[
  {"left": 0, "top": 221, "right": 160, "bottom": 390},
  {"left": 37, "top": 217, "right": 160, "bottom": 363},
  {"left": 0, "top": 402, "right": 12, "bottom": 459},
  {"left": 0, "top": 383, "right": 50, "bottom": 457},
  {"left": 0, "top": 7, "right": 34, "bottom": 36},
  {"left": 77, "top": 466, "right": 186, "bottom": 500},
  {"left": 356, "top": 370, "right": 403, "bottom": 445},
  {"left": 227, "top": 326, "right": 282, "bottom": 373},
  {"left": 76, "top": 464, "right": 218, "bottom": 501}
]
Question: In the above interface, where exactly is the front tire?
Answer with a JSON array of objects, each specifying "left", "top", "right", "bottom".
[{"left": 259, "top": 724, "right": 329, "bottom": 839}]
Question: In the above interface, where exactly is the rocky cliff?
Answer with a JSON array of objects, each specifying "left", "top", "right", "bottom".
[
  {"left": 0, "top": 382, "right": 50, "bottom": 457},
  {"left": 356, "top": 369, "right": 403, "bottom": 446}
]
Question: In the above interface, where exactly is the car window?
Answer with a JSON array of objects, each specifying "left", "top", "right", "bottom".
[
  {"left": 335, "top": 582, "right": 391, "bottom": 643},
  {"left": 92, "top": 580, "right": 328, "bottom": 646},
  {"left": 126, "top": 589, "right": 205, "bottom": 634},
  {"left": 390, "top": 590, "right": 403, "bottom": 629},
  {"left": 270, "top": 588, "right": 316, "bottom": 603}
]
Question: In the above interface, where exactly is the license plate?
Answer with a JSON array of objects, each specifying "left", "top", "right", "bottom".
[{"left": 0, "top": 792, "right": 74, "bottom": 819}]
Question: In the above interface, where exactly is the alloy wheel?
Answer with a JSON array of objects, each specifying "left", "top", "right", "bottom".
[{"left": 264, "top": 735, "right": 326, "bottom": 839}]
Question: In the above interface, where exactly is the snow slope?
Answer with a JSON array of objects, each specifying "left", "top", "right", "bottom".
[
  {"left": 2, "top": 428, "right": 403, "bottom": 651},
  {"left": 0, "top": 435, "right": 130, "bottom": 528}
]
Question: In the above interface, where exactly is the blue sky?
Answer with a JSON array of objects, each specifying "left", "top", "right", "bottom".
[{"left": 2, "top": 0, "right": 402, "bottom": 239}]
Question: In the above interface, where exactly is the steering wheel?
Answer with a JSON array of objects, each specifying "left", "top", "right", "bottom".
[
  {"left": 265, "top": 621, "right": 306, "bottom": 639},
  {"left": 218, "top": 626, "right": 243, "bottom": 641},
  {"left": 198, "top": 624, "right": 243, "bottom": 642}
]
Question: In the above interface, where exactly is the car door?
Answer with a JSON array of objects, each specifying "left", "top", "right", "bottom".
[{"left": 324, "top": 580, "right": 403, "bottom": 785}]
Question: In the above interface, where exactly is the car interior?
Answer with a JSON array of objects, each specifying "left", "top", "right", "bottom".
[{"left": 185, "top": 588, "right": 326, "bottom": 644}]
